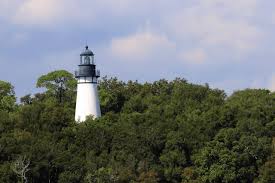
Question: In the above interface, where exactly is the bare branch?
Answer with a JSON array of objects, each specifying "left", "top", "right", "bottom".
[{"left": 11, "top": 155, "right": 30, "bottom": 183}]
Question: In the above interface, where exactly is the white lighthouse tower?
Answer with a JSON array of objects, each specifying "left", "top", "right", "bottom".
[{"left": 75, "top": 46, "right": 101, "bottom": 122}]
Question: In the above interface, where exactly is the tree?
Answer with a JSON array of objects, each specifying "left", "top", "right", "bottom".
[
  {"left": 11, "top": 155, "right": 30, "bottom": 183},
  {"left": 256, "top": 138, "right": 275, "bottom": 183},
  {"left": 0, "top": 76, "right": 274, "bottom": 182},
  {"left": 0, "top": 80, "right": 16, "bottom": 112},
  {"left": 20, "top": 94, "right": 32, "bottom": 105},
  {"left": 36, "top": 70, "right": 76, "bottom": 103},
  {"left": 85, "top": 167, "right": 119, "bottom": 183},
  {"left": 98, "top": 77, "right": 127, "bottom": 114},
  {"left": 0, "top": 80, "right": 15, "bottom": 98}
]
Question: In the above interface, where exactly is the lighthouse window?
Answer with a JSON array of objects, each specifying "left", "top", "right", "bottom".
[{"left": 84, "top": 56, "right": 90, "bottom": 64}]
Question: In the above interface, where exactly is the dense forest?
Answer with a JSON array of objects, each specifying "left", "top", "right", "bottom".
[{"left": 0, "top": 70, "right": 274, "bottom": 183}]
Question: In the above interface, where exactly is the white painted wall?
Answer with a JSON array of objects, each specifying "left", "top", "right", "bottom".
[{"left": 75, "top": 77, "right": 101, "bottom": 122}]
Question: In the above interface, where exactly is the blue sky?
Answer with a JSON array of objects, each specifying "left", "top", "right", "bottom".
[{"left": 0, "top": 0, "right": 274, "bottom": 98}]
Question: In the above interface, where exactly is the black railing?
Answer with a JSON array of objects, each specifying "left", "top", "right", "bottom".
[
  {"left": 75, "top": 70, "right": 79, "bottom": 77},
  {"left": 96, "top": 70, "right": 100, "bottom": 77},
  {"left": 75, "top": 70, "right": 100, "bottom": 78}
]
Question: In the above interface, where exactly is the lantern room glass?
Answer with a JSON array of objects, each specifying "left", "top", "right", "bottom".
[{"left": 80, "top": 55, "right": 94, "bottom": 65}]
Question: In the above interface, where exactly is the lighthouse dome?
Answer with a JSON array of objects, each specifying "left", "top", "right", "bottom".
[{"left": 80, "top": 46, "right": 94, "bottom": 56}]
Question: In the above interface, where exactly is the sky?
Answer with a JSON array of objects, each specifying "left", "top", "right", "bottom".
[{"left": 0, "top": 0, "right": 275, "bottom": 98}]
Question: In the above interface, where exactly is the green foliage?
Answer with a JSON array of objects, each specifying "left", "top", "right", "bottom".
[
  {"left": 20, "top": 94, "right": 32, "bottom": 105},
  {"left": 255, "top": 138, "right": 275, "bottom": 183},
  {"left": 0, "top": 71, "right": 274, "bottom": 182},
  {"left": 99, "top": 77, "right": 128, "bottom": 114},
  {"left": 36, "top": 70, "right": 77, "bottom": 103},
  {"left": 85, "top": 167, "right": 119, "bottom": 183},
  {"left": 0, "top": 80, "right": 15, "bottom": 97},
  {"left": 0, "top": 80, "right": 16, "bottom": 112}
]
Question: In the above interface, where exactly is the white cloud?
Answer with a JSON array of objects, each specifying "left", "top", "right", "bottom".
[
  {"left": 10, "top": 0, "right": 95, "bottom": 26},
  {"left": 13, "top": 0, "right": 64, "bottom": 25},
  {"left": 179, "top": 48, "right": 207, "bottom": 64},
  {"left": 165, "top": 0, "right": 262, "bottom": 53},
  {"left": 10, "top": 0, "right": 155, "bottom": 26},
  {"left": 0, "top": 1, "right": 21, "bottom": 19},
  {"left": 0, "top": 0, "right": 273, "bottom": 97},
  {"left": 1, "top": 0, "right": 264, "bottom": 51},
  {"left": 110, "top": 30, "right": 175, "bottom": 61}
]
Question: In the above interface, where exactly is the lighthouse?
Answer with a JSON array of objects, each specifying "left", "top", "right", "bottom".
[{"left": 75, "top": 46, "right": 101, "bottom": 122}]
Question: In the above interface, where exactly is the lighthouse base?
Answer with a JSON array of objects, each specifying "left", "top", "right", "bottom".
[{"left": 75, "top": 82, "right": 101, "bottom": 122}]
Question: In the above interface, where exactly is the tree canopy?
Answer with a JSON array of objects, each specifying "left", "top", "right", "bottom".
[
  {"left": 0, "top": 80, "right": 16, "bottom": 112},
  {"left": 0, "top": 70, "right": 274, "bottom": 182},
  {"left": 36, "top": 70, "right": 76, "bottom": 103}
]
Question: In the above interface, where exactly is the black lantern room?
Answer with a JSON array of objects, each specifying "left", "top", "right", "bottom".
[{"left": 75, "top": 46, "right": 100, "bottom": 83}]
